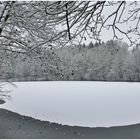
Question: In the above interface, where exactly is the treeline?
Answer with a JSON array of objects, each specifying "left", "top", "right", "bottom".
[{"left": 0, "top": 40, "right": 140, "bottom": 81}]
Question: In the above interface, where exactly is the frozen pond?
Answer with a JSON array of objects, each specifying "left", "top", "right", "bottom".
[{"left": 1, "top": 81, "right": 140, "bottom": 127}]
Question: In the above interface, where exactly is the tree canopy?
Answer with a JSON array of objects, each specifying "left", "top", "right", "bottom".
[{"left": 0, "top": 1, "right": 140, "bottom": 53}]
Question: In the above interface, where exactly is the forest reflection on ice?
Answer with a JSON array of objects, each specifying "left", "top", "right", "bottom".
[{"left": 1, "top": 81, "right": 140, "bottom": 127}]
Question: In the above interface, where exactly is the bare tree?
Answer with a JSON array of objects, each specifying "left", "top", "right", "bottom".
[
  {"left": 0, "top": 1, "right": 140, "bottom": 52},
  {"left": 44, "top": 1, "right": 140, "bottom": 46},
  {"left": 0, "top": 1, "right": 65, "bottom": 54}
]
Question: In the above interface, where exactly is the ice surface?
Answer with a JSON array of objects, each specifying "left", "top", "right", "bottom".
[{"left": 1, "top": 81, "right": 140, "bottom": 127}]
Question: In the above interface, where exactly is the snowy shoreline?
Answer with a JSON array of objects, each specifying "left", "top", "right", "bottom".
[
  {"left": 1, "top": 77, "right": 140, "bottom": 82},
  {"left": 0, "top": 108, "right": 140, "bottom": 139}
]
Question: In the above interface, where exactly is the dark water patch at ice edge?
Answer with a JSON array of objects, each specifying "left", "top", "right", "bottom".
[
  {"left": 0, "top": 99, "right": 5, "bottom": 104},
  {"left": 0, "top": 108, "right": 140, "bottom": 139}
]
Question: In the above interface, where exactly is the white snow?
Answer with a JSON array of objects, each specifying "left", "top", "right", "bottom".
[{"left": 1, "top": 81, "right": 140, "bottom": 127}]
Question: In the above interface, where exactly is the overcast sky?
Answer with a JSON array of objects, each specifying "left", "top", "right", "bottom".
[{"left": 81, "top": 1, "right": 140, "bottom": 46}]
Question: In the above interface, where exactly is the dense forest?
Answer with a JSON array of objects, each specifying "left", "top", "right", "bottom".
[
  {"left": 0, "top": 40, "right": 140, "bottom": 81},
  {"left": 0, "top": 1, "right": 140, "bottom": 82}
]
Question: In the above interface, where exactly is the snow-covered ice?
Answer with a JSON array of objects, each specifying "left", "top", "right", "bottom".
[{"left": 1, "top": 81, "right": 140, "bottom": 127}]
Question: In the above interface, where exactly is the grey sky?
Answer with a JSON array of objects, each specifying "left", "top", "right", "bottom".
[{"left": 82, "top": 1, "right": 140, "bottom": 45}]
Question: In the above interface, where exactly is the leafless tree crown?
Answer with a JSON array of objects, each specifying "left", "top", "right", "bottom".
[{"left": 0, "top": 1, "right": 140, "bottom": 53}]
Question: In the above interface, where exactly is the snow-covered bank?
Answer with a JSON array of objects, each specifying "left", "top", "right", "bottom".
[
  {"left": 1, "top": 108, "right": 140, "bottom": 139},
  {"left": 1, "top": 81, "right": 140, "bottom": 127}
]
